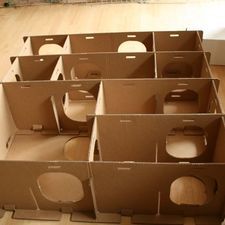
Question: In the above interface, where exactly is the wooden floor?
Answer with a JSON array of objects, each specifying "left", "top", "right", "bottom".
[{"left": 0, "top": 2, "right": 225, "bottom": 225}]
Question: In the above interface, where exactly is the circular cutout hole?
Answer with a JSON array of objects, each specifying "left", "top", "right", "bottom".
[
  {"left": 166, "top": 126, "right": 206, "bottom": 158},
  {"left": 39, "top": 44, "right": 65, "bottom": 55},
  {"left": 64, "top": 137, "right": 90, "bottom": 161},
  {"left": 164, "top": 89, "right": 199, "bottom": 114},
  {"left": 170, "top": 176, "right": 207, "bottom": 206},
  {"left": 163, "top": 62, "right": 193, "bottom": 78},
  {"left": 38, "top": 172, "right": 84, "bottom": 203},
  {"left": 118, "top": 41, "right": 147, "bottom": 53},
  {"left": 63, "top": 90, "right": 96, "bottom": 122}
]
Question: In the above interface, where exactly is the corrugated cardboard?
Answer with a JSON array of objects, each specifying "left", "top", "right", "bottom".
[{"left": 0, "top": 30, "right": 224, "bottom": 224}]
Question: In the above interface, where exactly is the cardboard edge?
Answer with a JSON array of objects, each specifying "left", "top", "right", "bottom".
[
  {"left": 194, "top": 216, "right": 223, "bottom": 225},
  {"left": 71, "top": 212, "right": 121, "bottom": 223},
  {"left": 132, "top": 214, "right": 184, "bottom": 225},
  {"left": 13, "top": 209, "right": 62, "bottom": 221}
]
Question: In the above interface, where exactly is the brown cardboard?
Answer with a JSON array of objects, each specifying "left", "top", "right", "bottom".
[
  {"left": 154, "top": 31, "right": 203, "bottom": 51},
  {"left": 91, "top": 115, "right": 224, "bottom": 163},
  {"left": 21, "top": 35, "right": 68, "bottom": 56},
  {"left": 19, "top": 31, "right": 203, "bottom": 56},
  {"left": 96, "top": 79, "right": 221, "bottom": 114},
  {"left": 0, "top": 30, "right": 225, "bottom": 224},
  {"left": 156, "top": 52, "right": 212, "bottom": 78}
]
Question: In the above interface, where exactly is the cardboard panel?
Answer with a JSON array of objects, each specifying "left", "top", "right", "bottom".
[
  {"left": 90, "top": 162, "right": 159, "bottom": 214},
  {"left": 159, "top": 164, "right": 225, "bottom": 217},
  {"left": 94, "top": 115, "right": 222, "bottom": 163},
  {"left": 27, "top": 35, "right": 68, "bottom": 55},
  {"left": 111, "top": 32, "right": 153, "bottom": 52},
  {"left": 3, "top": 55, "right": 60, "bottom": 82},
  {"left": 69, "top": 34, "right": 113, "bottom": 53},
  {"left": 156, "top": 52, "right": 211, "bottom": 78},
  {"left": 91, "top": 162, "right": 225, "bottom": 219},
  {"left": 154, "top": 31, "right": 203, "bottom": 51},
  {"left": 107, "top": 53, "right": 155, "bottom": 78},
  {"left": 62, "top": 54, "right": 108, "bottom": 80},
  {"left": 0, "top": 161, "right": 94, "bottom": 214},
  {"left": 3, "top": 80, "right": 100, "bottom": 131},
  {"left": 100, "top": 79, "right": 219, "bottom": 114},
  {"left": 0, "top": 84, "right": 17, "bottom": 160},
  {"left": 96, "top": 116, "right": 157, "bottom": 162}
]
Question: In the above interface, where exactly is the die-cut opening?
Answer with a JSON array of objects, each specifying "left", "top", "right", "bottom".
[
  {"left": 166, "top": 126, "right": 207, "bottom": 159},
  {"left": 70, "top": 63, "right": 102, "bottom": 80},
  {"left": 39, "top": 44, "right": 64, "bottom": 55},
  {"left": 170, "top": 176, "right": 207, "bottom": 206},
  {"left": 162, "top": 62, "right": 193, "bottom": 78},
  {"left": 38, "top": 172, "right": 84, "bottom": 203},
  {"left": 118, "top": 41, "right": 147, "bottom": 53},
  {"left": 63, "top": 90, "right": 96, "bottom": 122},
  {"left": 164, "top": 89, "right": 199, "bottom": 114},
  {"left": 63, "top": 137, "right": 90, "bottom": 161}
]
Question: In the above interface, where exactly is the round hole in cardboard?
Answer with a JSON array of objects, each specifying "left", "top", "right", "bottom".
[
  {"left": 39, "top": 44, "right": 64, "bottom": 55},
  {"left": 64, "top": 137, "right": 90, "bottom": 161},
  {"left": 170, "top": 176, "right": 207, "bottom": 206},
  {"left": 166, "top": 126, "right": 206, "bottom": 159},
  {"left": 63, "top": 90, "right": 96, "bottom": 122},
  {"left": 163, "top": 89, "right": 199, "bottom": 114},
  {"left": 118, "top": 41, "right": 147, "bottom": 53},
  {"left": 38, "top": 172, "right": 84, "bottom": 203},
  {"left": 162, "top": 62, "right": 193, "bottom": 78}
]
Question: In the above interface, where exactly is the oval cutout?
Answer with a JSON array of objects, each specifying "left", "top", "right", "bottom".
[
  {"left": 118, "top": 41, "right": 147, "bottom": 53},
  {"left": 162, "top": 62, "right": 193, "bottom": 78},
  {"left": 64, "top": 137, "right": 90, "bottom": 161},
  {"left": 39, "top": 44, "right": 64, "bottom": 55},
  {"left": 164, "top": 89, "right": 199, "bottom": 114},
  {"left": 166, "top": 126, "right": 206, "bottom": 158},
  {"left": 71, "top": 63, "right": 102, "bottom": 80},
  {"left": 63, "top": 90, "right": 96, "bottom": 122},
  {"left": 38, "top": 172, "right": 84, "bottom": 203},
  {"left": 170, "top": 176, "right": 207, "bottom": 206}
]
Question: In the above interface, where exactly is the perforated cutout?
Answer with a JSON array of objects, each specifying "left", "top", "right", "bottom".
[
  {"left": 170, "top": 176, "right": 207, "bottom": 205},
  {"left": 38, "top": 172, "right": 84, "bottom": 203},
  {"left": 118, "top": 41, "right": 147, "bottom": 53},
  {"left": 39, "top": 44, "right": 64, "bottom": 55},
  {"left": 63, "top": 90, "right": 96, "bottom": 122},
  {"left": 166, "top": 126, "right": 206, "bottom": 158},
  {"left": 162, "top": 62, "right": 193, "bottom": 78},
  {"left": 164, "top": 89, "right": 199, "bottom": 114},
  {"left": 70, "top": 62, "right": 102, "bottom": 80},
  {"left": 64, "top": 137, "right": 90, "bottom": 161}
]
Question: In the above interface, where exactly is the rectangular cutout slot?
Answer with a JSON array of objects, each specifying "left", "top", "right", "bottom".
[
  {"left": 170, "top": 34, "right": 180, "bottom": 37},
  {"left": 85, "top": 36, "right": 94, "bottom": 40},
  {"left": 45, "top": 38, "right": 54, "bottom": 41},
  {"left": 127, "top": 34, "right": 136, "bottom": 38},
  {"left": 126, "top": 56, "right": 136, "bottom": 59}
]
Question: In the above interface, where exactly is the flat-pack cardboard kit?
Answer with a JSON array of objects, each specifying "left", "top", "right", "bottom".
[{"left": 0, "top": 30, "right": 225, "bottom": 225}]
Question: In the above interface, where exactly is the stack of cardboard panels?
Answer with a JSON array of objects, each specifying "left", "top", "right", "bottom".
[{"left": 0, "top": 31, "right": 225, "bottom": 225}]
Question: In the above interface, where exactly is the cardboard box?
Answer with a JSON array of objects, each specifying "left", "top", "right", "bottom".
[
  {"left": 19, "top": 31, "right": 202, "bottom": 56},
  {"left": 0, "top": 30, "right": 225, "bottom": 225}
]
